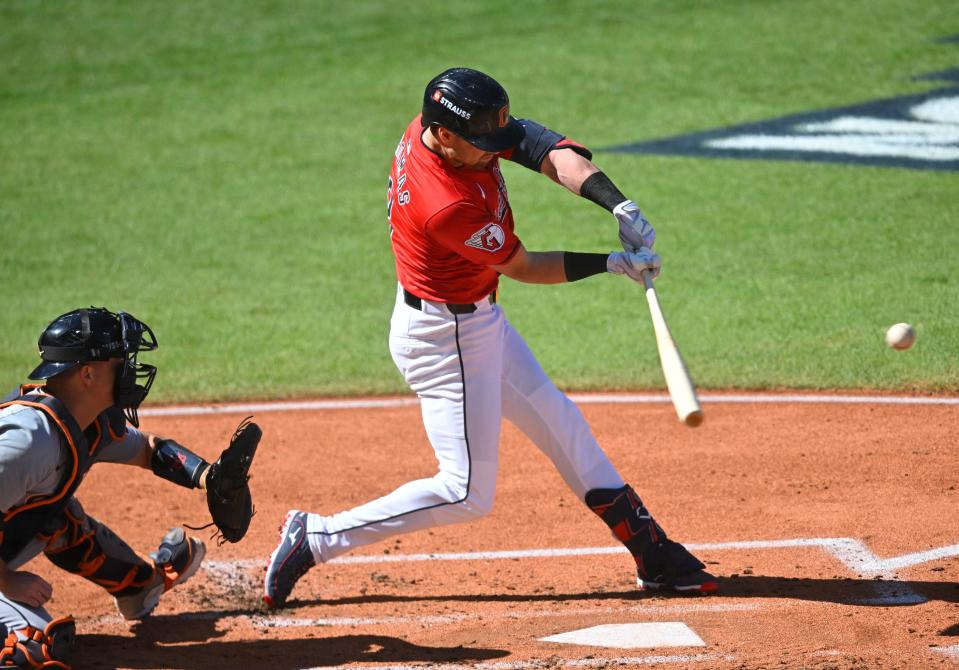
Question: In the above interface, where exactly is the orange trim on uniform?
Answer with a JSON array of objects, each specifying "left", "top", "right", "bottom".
[
  {"left": 161, "top": 538, "right": 193, "bottom": 589},
  {"left": 42, "top": 617, "right": 74, "bottom": 669},
  {"left": 102, "top": 565, "right": 148, "bottom": 593},
  {"left": 14, "top": 640, "right": 41, "bottom": 667},
  {"left": 43, "top": 528, "right": 94, "bottom": 556},
  {"left": 63, "top": 505, "right": 83, "bottom": 526},
  {"left": 106, "top": 415, "right": 125, "bottom": 442},
  {"left": 86, "top": 418, "right": 102, "bottom": 456},
  {"left": 0, "top": 618, "right": 74, "bottom": 669},
  {"left": 0, "top": 397, "right": 81, "bottom": 522},
  {"left": 36, "top": 520, "right": 68, "bottom": 546}
]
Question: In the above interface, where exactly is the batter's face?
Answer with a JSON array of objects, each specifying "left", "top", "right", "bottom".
[{"left": 430, "top": 127, "right": 496, "bottom": 170}]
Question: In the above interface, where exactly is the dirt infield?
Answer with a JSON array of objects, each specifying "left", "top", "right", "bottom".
[{"left": 33, "top": 394, "right": 958, "bottom": 670}]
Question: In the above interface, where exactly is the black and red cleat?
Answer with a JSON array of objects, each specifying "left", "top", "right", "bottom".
[
  {"left": 639, "top": 567, "right": 719, "bottom": 595},
  {"left": 263, "top": 510, "right": 316, "bottom": 608}
]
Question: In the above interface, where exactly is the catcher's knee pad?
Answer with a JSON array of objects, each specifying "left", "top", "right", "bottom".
[
  {"left": 42, "top": 506, "right": 155, "bottom": 598},
  {"left": 585, "top": 485, "right": 704, "bottom": 581},
  {"left": 0, "top": 617, "right": 76, "bottom": 669}
]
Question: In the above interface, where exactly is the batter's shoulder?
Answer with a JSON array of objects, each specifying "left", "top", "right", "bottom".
[{"left": 408, "top": 166, "right": 481, "bottom": 221}]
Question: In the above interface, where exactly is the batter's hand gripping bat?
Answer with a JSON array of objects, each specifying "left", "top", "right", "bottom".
[{"left": 641, "top": 271, "right": 703, "bottom": 427}]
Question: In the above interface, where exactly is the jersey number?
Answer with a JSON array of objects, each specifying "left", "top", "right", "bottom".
[
  {"left": 387, "top": 142, "right": 411, "bottom": 228},
  {"left": 387, "top": 176, "right": 410, "bottom": 222}
]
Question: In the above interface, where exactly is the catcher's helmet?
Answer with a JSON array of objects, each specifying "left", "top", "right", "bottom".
[
  {"left": 29, "top": 307, "right": 158, "bottom": 426},
  {"left": 421, "top": 67, "right": 525, "bottom": 152}
]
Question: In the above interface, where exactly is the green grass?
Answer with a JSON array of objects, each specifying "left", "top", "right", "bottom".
[{"left": 2, "top": 0, "right": 957, "bottom": 400}]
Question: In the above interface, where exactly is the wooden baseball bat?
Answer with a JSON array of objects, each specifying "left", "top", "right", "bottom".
[{"left": 642, "top": 271, "right": 704, "bottom": 427}]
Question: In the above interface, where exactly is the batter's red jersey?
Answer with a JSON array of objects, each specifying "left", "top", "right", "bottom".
[{"left": 387, "top": 115, "right": 522, "bottom": 304}]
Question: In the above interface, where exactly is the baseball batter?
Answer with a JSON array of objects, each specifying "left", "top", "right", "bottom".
[
  {"left": 0, "top": 308, "right": 258, "bottom": 670},
  {"left": 264, "top": 68, "right": 717, "bottom": 607}
]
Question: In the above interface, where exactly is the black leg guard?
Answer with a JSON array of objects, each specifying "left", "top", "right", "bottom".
[
  {"left": 40, "top": 502, "right": 156, "bottom": 599},
  {"left": 0, "top": 617, "right": 76, "bottom": 669},
  {"left": 585, "top": 485, "right": 711, "bottom": 591}
]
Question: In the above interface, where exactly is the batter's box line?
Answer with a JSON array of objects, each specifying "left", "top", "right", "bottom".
[
  {"left": 139, "top": 392, "right": 959, "bottom": 417},
  {"left": 205, "top": 537, "right": 958, "bottom": 605},
  {"left": 298, "top": 653, "right": 738, "bottom": 670}
]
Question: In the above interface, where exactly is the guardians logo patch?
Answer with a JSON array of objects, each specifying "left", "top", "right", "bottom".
[
  {"left": 466, "top": 223, "right": 506, "bottom": 252},
  {"left": 606, "top": 37, "right": 959, "bottom": 171}
]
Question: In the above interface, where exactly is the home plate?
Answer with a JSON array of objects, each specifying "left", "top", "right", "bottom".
[{"left": 540, "top": 623, "right": 706, "bottom": 649}]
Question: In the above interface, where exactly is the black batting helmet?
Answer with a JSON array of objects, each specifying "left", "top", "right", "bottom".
[
  {"left": 421, "top": 67, "right": 525, "bottom": 152},
  {"left": 29, "top": 307, "right": 158, "bottom": 427}
]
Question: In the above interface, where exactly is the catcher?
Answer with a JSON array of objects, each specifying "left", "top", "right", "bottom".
[{"left": 0, "top": 307, "right": 260, "bottom": 669}]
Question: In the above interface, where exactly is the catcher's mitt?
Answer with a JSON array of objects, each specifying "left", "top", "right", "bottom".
[{"left": 202, "top": 416, "right": 261, "bottom": 543}]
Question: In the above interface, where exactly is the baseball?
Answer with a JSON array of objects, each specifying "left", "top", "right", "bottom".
[{"left": 885, "top": 322, "right": 916, "bottom": 350}]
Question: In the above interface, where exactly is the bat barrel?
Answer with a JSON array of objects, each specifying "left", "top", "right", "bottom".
[{"left": 642, "top": 271, "right": 704, "bottom": 428}]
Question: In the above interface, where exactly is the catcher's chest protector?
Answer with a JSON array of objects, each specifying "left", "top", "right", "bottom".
[{"left": 0, "top": 385, "right": 124, "bottom": 562}]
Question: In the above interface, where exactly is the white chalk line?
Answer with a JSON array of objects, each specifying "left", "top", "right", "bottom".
[
  {"left": 299, "top": 653, "right": 736, "bottom": 670},
  {"left": 205, "top": 536, "right": 958, "bottom": 611},
  {"left": 205, "top": 536, "right": 959, "bottom": 576},
  {"left": 140, "top": 392, "right": 959, "bottom": 416},
  {"left": 246, "top": 602, "right": 768, "bottom": 629},
  {"left": 933, "top": 644, "right": 959, "bottom": 660}
]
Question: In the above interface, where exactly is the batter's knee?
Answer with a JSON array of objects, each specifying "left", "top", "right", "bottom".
[
  {"left": 0, "top": 617, "right": 76, "bottom": 669},
  {"left": 465, "top": 485, "right": 495, "bottom": 518},
  {"left": 432, "top": 472, "right": 496, "bottom": 521}
]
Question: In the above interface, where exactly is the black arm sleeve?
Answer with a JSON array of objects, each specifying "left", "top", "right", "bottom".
[
  {"left": 506, "top": 119, "right": 593, "bottom": 172},
  {"left": 579, "top": 171, "right": 628, "bottom": 212},
  {"left": 563, "top": 252, "right": 609, "bottom": 282}
]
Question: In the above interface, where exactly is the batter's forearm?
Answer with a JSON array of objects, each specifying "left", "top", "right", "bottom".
[
  {"left": 494, "top": 248, "right": 568, "bottom": 284},
  {"left": 541, "top": 149, "right": 600, "bottom": 195}
]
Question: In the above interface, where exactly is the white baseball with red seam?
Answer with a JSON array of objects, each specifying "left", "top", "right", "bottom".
[{"left": 885, "top": 322, "right": 916, "bottom": 350}]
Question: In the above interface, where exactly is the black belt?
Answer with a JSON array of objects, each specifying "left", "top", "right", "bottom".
[{"left": 403, "top": 288, "right": 496, "bottom": 315}]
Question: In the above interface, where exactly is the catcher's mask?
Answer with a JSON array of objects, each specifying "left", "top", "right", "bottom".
[{"left": 29, "top": 307, "right": 158, "bottom": 427}]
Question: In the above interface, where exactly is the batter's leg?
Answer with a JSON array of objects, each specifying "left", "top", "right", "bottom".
[
  {"left": 307, "top": 297, "right": 506, "bottom": 562},
  {"left": 585, "top": 485, "right": 718, "bottom": 594},
  {"left": 499, "top": 321, "right": 717, "bottom": 595},
  {"left": 500, "top": 320, "right": 624, "bottom": 499},
  {"left": 265, "top": 298, "right": 508, "bottom": 607}
]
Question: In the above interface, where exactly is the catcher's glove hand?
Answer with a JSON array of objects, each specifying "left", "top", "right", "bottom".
[{"left": 202, "top": 416, "right": 261, "bottom": 543}]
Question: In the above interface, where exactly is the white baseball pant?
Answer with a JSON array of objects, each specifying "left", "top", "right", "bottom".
[{"left": 306, "top": 284, "right": 624, "bottom": 561}]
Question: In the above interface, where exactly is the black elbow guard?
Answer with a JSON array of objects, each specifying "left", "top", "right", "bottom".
[
  {"left": 509, "top": 119, "right": 565, "bottom": 171},
  {"left": 152, "top": 438, "right": 209, "bottom": 489},
  {"left": 505, "top": 119, "right": 593, "bottom": 172}
]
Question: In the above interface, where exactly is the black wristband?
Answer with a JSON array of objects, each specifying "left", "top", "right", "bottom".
[
  {"left": 563, "top": 252, "right": 610, "bottom": 282},
  {"left": 579, "top": 171, "right": 628, "bottom": 212}
]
